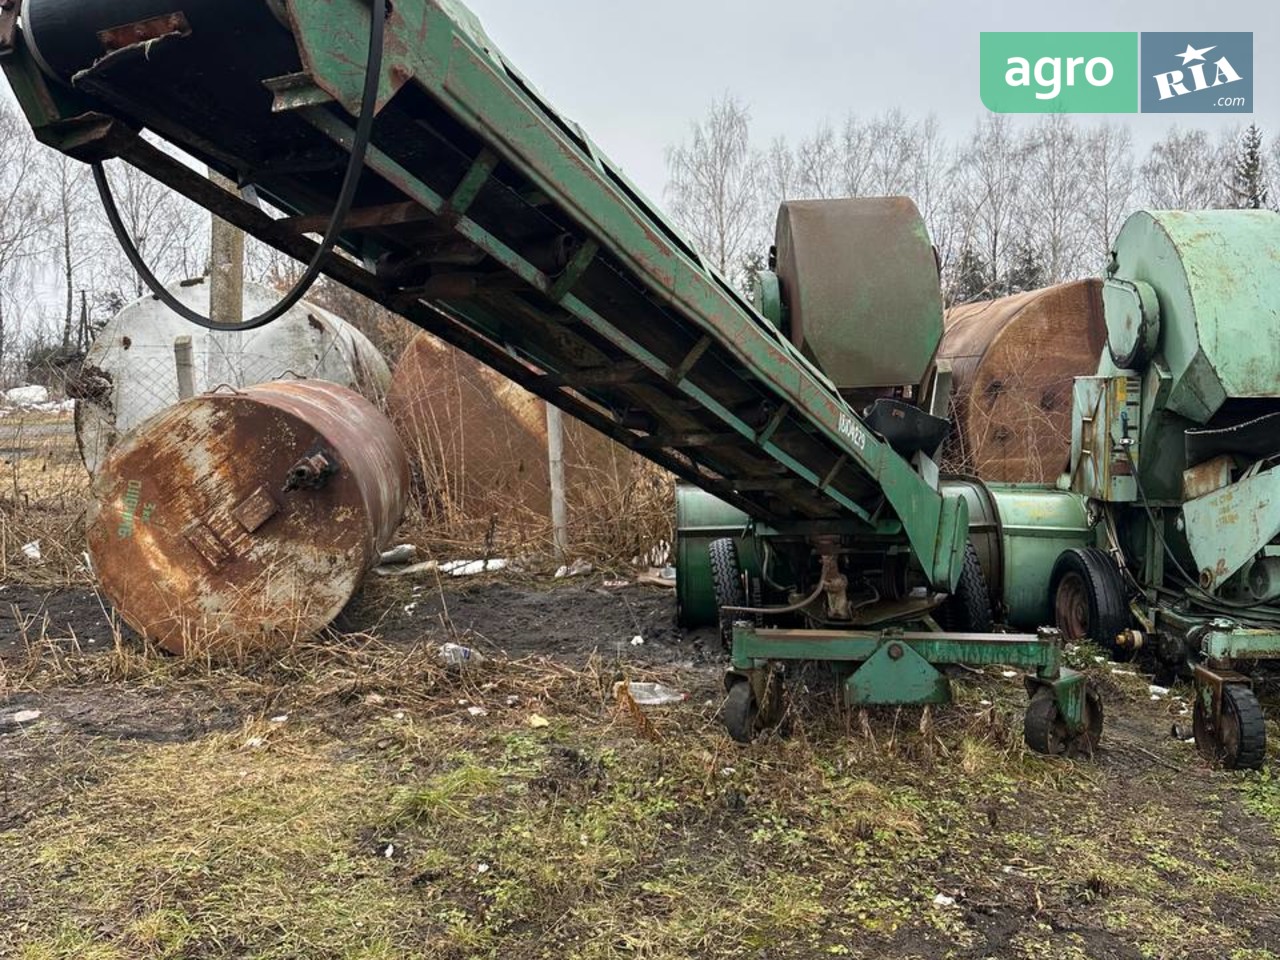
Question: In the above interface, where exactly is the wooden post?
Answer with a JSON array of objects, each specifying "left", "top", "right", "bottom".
[
  {"left": 546, "top": 402, "right": 568, "bottom": 561},
  {"left": 209, "top": 170, "right": 245, "bottom": 326},
  {"left": 174, "top": 336, "right": 196, "bottom": 400}
]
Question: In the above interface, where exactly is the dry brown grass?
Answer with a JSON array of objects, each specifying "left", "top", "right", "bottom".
[
  {"left": 0, "top": 411, "right": 91, "bottom": 587},
  {"left": 399, "top": 424, "right": 675, "bottom": 566}
]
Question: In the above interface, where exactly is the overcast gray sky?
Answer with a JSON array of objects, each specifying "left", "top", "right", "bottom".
[{"left": 465, "top": 0, "right": 1280, "bottom": 199}]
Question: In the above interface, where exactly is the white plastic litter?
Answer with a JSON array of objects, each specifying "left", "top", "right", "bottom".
[
  {"left": 439, "top": 642, "right": 485, "bottom": 666},
  {"left": 630, "top": 635, "right": 645, "bottom": 647},
  {"left": 441, "top": 558, "right": 508, "bottom": 577},
  {"left": 467, "top": 706, "right": 489, "bottom": 717},
  {"left": 932, "top": 894, "right": 956, "bottom": 907},
  {"left": 555, "top": 559, "right": 593, "bottom": 579},
  {"left": 21, "top": 541, "right": 41, "bottom": 562},
  {"left": 618, "top": 681, "right": 686, "bottom": 706},
  {"left": 379, "top": 544, "right": 418, "bottom": 565},
  {"left": 4, "top": 385, "right": 49, "bottom": 407},
  {"left": 270, "top": 714, "right": 289, "bottom": 723},
  {"left": 12, "top": 709, "right": 41, "bottom": 724},
  {"left": 1148, "top": 685, "right": 1169, "bottom": 697}
]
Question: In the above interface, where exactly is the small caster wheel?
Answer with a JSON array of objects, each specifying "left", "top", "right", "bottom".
[
  {"left": 1024, "top": 685, "right": 1104, "bottom": 758},
  {"left": 1193, "top": 683, "right": 1265, "bottom": 770},
  {"left": 723, "top": 680, "right": 759, "bottom": 744},
  {"left": 722, "top": 670, "right": 783, "bottom": 744}
]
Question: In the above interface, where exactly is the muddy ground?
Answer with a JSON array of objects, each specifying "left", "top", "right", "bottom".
[{"left": 3, "top": 574, "right": 1280, "bottom": 959}]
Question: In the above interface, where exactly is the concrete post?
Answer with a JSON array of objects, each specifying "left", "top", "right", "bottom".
[
  {"left": 174, "top": 336, "right": 196, "bottom": 400},
  {"left": 546, "top": 402, "right": 568, "bottom": 561},
  {"left": 208, "top": 170, "right": 245, "bottom": 326}
]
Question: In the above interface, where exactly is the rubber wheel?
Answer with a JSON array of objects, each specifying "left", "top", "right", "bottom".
[
  {"left": 1024, "top": 686, "right": 1104, "bottom": 758},
  {"left": 1050, "top": 548, "right": 1129, "bottom": 659},
  {"left": 723, "top": 679, "right": 759, "bottom": 744},
  {"left": 709, "top": 537, "right": 746, "bottom": 653},
  {"left": 939, "top": 541, "right": 994, "bottom": 633},
  {"left": 1193, "top": 684, "right": 1266, "bottom": 771}
]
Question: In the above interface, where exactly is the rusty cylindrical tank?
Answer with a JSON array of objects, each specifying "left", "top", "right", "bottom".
[
  {"left": 87, "top": 379, "right": 409, "bottom": 655},
  {"left": 388, "top": 332, "right": 632, "bottom": 522},
  {"left": 940, "top": 280, "right": 1107, "bottom": 482}
]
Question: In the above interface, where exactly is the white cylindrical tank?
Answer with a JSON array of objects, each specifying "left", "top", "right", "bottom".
[{"left": 73, "top": 278, "right": 391, "bottom": 475}]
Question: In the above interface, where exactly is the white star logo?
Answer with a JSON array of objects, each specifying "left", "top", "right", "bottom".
[{"left": 1176, "top": 43, "right": 1216, "bottom": 65}]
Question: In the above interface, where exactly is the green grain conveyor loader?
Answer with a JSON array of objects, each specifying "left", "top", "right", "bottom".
[{"left": 2, "top": 0, "right": 1099, "bottom": 753}]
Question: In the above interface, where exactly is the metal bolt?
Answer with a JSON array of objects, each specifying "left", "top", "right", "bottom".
[{"left": 887, "top": 643, "right": 904, "bottom": 660}]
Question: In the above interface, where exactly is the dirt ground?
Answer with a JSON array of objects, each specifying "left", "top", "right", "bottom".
[{"left": 3, "top": 570, "right": 1280, "bottom": 960}]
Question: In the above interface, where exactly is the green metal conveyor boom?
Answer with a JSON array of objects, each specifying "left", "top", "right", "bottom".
[{"left": 0, "top": 0, "right": 966, "bottom": 589}]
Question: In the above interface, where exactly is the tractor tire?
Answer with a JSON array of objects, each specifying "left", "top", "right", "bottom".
[
  {"left": 939, "top": 542, "right": 994, "bottom": 633},
  {"left": 709, "top": 537, "right": 746, "bottom": 653},
  {"left": 1050, "top": 548, "right": 1129, "bottom": 658}
]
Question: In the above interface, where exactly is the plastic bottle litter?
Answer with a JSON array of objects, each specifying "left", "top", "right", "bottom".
[
  {"left": 439, "top": 642, "right": 485, "bottom": 666},
  {"left": 379, "top": 544, "right": 419, "bottom": 565},
  {"left": 620, "top": 682, "right": 686, "bottom": 706}
]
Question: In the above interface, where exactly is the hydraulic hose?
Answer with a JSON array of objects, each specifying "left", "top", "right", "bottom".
[{"left": 90, "top": 0, "right": 387, "bottom": 332}]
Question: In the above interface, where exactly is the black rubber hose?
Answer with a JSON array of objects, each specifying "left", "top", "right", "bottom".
[{"left": 90, "top": 0, "right": 387, "bottom": 332}]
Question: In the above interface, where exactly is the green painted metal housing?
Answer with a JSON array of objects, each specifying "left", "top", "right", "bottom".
[
  {"left": 1107, "top": 210, "right": 1280, "bottom": 424},
  {"left": 674, "top": 483, "right": 759, "bottom": 627},
  {"left": 678, "top": 482, "right": 1094, "bottom": 631},
  {"left": 942, "top": 480, "right": 1094, "bottom": 629}
]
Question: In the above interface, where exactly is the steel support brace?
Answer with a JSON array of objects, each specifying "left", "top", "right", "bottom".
[
  {"left": 730, "top": 625, "right": 1077, "bottom": 722},
  {"left": 1198, "top": 627, "right": 1280, "bottom": 661}
]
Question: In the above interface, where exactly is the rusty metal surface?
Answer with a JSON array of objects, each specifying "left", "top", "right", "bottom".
[
  {"left": 387, "top": 331, "right": 631, "bottom": 520},
  {"left": 97, "top": 12, "right": 190, "bottom": 52},
  {"left": 87, "top": 379, "right": 408, "bottom": 655},
  {"left": 1182, "top": 455, "right": 1234, "bottom": 501},
  {"left": 774, "top": 197, "right": 943, "bottom": 391},
  {"left": 941, "top": 280, "right": 1107, "bottom": 482}
]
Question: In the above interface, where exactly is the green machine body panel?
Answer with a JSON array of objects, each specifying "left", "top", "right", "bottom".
[
  {"left": 1068, "top": 375, "right": 1142, "bottom": 502},
  {"left": 1106, "top": 210, "right": 1280, "bottom": 424},
  {"left": 943, "top": 480, "right": 1094, "bottom": 629},
  {"left": 680, "top": 481, "right": 1095, "bottom": 632},
  {"left": 674, "top": 483, "right": 760, "bottom": 628}
]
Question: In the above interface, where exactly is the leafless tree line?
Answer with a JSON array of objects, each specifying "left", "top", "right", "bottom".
[
  {"left": 664, "top": 97, "right": 1277, "bottom": 302},
  {"left": 0, "top": 96, "right": 296, "bottom": 386}
]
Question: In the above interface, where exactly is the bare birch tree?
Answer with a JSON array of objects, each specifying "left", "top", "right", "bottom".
[
  {"left": 1020, "top": 115, "right": 1088, "bottom": 283},
  {"left": 94, "top": 150, "right": 210, "bottom": 304},
  {"left": 38, "top": 151, "right": 98, "bottom": 349},
  {"left": 664, "top": 95, "right": 762, "bottom": 284},
  {"left": 794, "top": 123, "right": 842, "bottom": 199},
  {"left": 0, "top": 103, "right": 48, "bottom": 378},
  {"left": 952, "top": 115, "right": 1032, "bottom": 292},
  {"left": 1140, "top": 126, "right": 1230, "bottom": 209},
  {"left": 1081, "top": 123, "right": 1136, "bottom": 271}
]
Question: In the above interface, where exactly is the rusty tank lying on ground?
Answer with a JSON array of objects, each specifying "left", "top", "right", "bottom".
[
  {"left": 939, "top": 280, "right": 1107, "bottom": 482},
  {"left": 388, "top": 331, "right": 634, "bottom": 523},
  {"left": 87, "top": 379, "right": 408, "bottom": 655}
]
